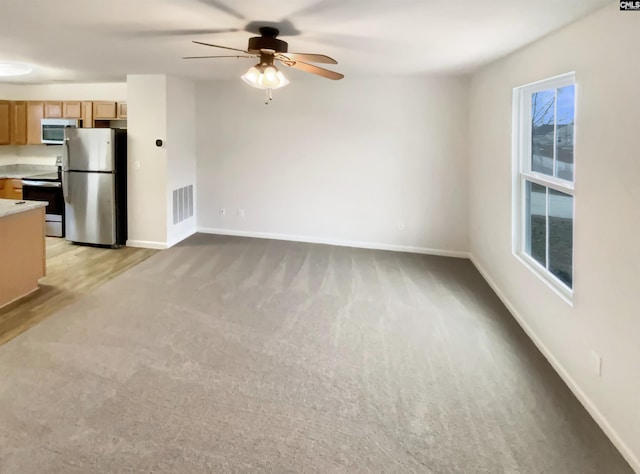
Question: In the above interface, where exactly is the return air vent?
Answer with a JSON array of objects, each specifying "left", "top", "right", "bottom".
[{"left": 172, "top": 185, "right": 193, "bottom": 224}]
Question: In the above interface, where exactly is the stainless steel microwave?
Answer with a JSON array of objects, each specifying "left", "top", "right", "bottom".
[{"left": 41, "top": 118, "right": 79, "bottom": 144}]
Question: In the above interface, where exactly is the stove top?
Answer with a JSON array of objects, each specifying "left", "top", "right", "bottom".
[{"left": 22, "top": 172, "right": 61, "bottom": 182}]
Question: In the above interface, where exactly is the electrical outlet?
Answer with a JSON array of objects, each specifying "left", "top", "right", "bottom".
[
  {"left": 397, "top": 221, "right": 405, "bottom": 231},
  {"left": 238, "top": 209, "right": 245, "bottom": 218},
  {"left": 590, "top": 350, "right": 602, "bottom": 377},
  {"left": 219, "top": 208, "right": 226, "bottom": 216}
]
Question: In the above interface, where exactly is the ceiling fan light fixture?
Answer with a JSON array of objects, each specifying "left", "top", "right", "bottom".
[
  {"left": 240, "top": 66, "right": 261, "bottom": 88},
  {"left": 0, "top": 62, "right": 33, "bottom": 77},
  {"left": 241, "top": 63, "right": 289, "bottom": 90},
  {"left": 259, "top": 66, "right": 289, "bottom": 89},
  {"left": 276, "top": 70, "right": 290, "bottom": 88},
  {"left": 262, "top": 65, "right": 277, "bottom": 83}
]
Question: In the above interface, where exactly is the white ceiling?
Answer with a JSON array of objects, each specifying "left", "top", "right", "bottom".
[{"left": 0, "top": 0, "right": 611, "bottom": 84}]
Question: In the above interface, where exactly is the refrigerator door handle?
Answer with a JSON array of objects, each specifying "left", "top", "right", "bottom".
[
  {"left": 62, "top": 171, "right": 70, "bottom": 202},
  {"left": 62, "top": 137, "right": 70, "bottom": 171}
]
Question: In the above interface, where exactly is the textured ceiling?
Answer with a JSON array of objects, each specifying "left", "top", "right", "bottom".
[{"left": 0, "top": 0, "right": 612, "bottom": 84}]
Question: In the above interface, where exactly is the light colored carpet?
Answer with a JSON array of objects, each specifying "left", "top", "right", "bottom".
[{"left": 0, "top": 234, "right": 632, "bottom": 473}]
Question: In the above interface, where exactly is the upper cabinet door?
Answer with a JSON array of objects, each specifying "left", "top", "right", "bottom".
[
  {"left": 45, "top": 101, "right": 63, "bottom": 118},
  {"left": 93, "top": 101, "right": 117, "bottom": 119},
  {"left": 26, "top": 101, "right": 44, "bottom": 145},
  {"left": 10, "top": 101, "right": 27, "bottom": 145},
  {"left": 63, "top": 101, "right": 82, "bottom": 118},
  {"left": 117, "top": 102, "right": 127, "bottom": 119},
  {"left": 0, "top": 101, "right": 10, "bottom": 145},
  {"left": 82, "top": 101, "right": 93, "bottom": 128}
]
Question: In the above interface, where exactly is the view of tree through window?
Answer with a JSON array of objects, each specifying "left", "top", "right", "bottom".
[
  {"left": 515, "top": 74, "right": 575, "bottom": 294},
  {"left": 531, "top": 85, "right": 574, "bottom": 181}
]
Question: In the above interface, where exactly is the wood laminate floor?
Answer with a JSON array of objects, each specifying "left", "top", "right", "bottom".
[{"left": 0, "top": 238, "right": 157, "bottom": 346}]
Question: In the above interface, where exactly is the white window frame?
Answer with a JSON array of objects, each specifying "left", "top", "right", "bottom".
[{"left": 512, "top": 72, "right": 576, "bottom": 304}]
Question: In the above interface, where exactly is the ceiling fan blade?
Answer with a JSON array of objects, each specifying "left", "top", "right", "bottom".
[
  {"left": 282, "top": 60, "right": 344, "bottom": 80},
  {"left": 125, "top": 28, "right": 238, "bottom": 38},
  {"left": 193, "top": 0, "right": 245, "bottom": 20},
  {"left": 286, "top": 0, "right": 343, "bottom": 19},
  {"left": 192, "top": 40, "right": 248, "bottom": 54},
  {"left": 277, "top": 53, "right": 337, "bottom": 65},
  {"left": 183, "top": 55, "right": 254, "bottom": 59}
]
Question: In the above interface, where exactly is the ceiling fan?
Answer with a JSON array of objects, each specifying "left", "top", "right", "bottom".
[{"left": 184, "top": 26, "right": 344, "bottom": 102}]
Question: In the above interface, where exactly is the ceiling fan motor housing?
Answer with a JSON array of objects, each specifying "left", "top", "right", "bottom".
[{"left": 248, "top": 36, "right": 288, "bottom": 54}]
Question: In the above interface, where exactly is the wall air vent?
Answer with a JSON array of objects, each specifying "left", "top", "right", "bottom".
[{"left": 172, "top": 184, "right": 193, "bottom": 224}]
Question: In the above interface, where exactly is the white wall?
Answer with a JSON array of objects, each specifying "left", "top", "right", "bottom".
[
  {"left": 0, "top": 84, "right": 24, "bottom": 99},
  {"left": 166, "top": 76, "right": 197, "bottom": 246},
  {"left": 126, "top": 74, "right": 197, "bottom": 249},
  {"left": 0, "top": 82, "right": 126, "bottom": 101},
  {"left": 196, "top": 75, "right": 469, "bottom": 255},
  {"left": 0, "top": 147, "right": 25, "bottom": 166},
  {"left": 0, "top": 145, "right": 63, "bottom": 166},
  {"left": 468, "top": 2, "right": 640, "bottom": 470},
  {"left": 126, "top": 75, "right": 168, "bottom": 248}
]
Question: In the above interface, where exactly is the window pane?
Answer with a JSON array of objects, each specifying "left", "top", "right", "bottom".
[
  {"left": 555, "top": 85, "right": 575, "bottom": 181},
  {"left": 525, "top": 181, "right": 546, "bottom": 267},
  {"left": 548, "top": 189, "right": 573, "bottom": 288},
  {"left": 531, "top": 89, "right": 555, "bottom": 176}
]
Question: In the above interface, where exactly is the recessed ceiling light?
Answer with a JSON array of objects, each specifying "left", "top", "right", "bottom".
[{"left": 0, "top": 62, "right": 33, "bottom": 77}]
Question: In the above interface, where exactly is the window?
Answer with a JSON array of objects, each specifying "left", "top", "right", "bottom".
[{"left": 513, "top": 73, "right": 575, "bottom": 301}]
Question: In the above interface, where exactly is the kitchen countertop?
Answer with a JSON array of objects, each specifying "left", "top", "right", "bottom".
[
  {"left": 0, "top": 198, "right": 47, "bottom": 218},
  {"left": 0, "top": 164, "right": 59, "bottom": 180}
]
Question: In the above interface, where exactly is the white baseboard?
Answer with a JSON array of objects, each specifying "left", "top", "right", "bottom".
[
  {"left": 126, "top": 229, "right": 197, "bottom": 250},
  {"left": 126, "top": 240, "right": 168, "bottom": 250},
  {"left": 166, "top": 228, "right": 197, "bottom": 249},
  {"left": 469, "top": 254, "right": 640, "bottom": 473},
  {"left": 197, "top": 227, "right": 469, "bottom": 258}
]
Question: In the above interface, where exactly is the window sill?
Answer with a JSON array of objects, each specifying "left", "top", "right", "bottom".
[{"left": 514, "top": 251, "right": 574, "bottom": 307}]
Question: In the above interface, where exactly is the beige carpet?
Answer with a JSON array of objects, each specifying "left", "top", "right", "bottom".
[{"left": 0, "top": 234, "right": 632, "bottom": 473}]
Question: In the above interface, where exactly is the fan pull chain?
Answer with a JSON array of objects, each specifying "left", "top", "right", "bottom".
[{"left": 264, "top": 88, "right": 273, "bottom": 105}]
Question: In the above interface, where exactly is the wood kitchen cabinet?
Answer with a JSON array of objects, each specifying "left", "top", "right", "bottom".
[
  {"left": 63, "top": 101, "right": 82, "bottom": 118},
  {"left": 0, "top": 176, "right": 22, "bottom": 199},
  {"left": 26, "top": 101, "right": 44, "bottom": 145},
  {"left": 0, "top": 97, "right": 125, "bottom": 140},
  {"left": 45, "top": 101, "right": 63, "bottom": 118},
  {"left": 82, "top": 101, "right": 93, "bottom": 128},
  {"left": 117, "top": 102, "right": 127, "bottom": 119},
  {"left": 44, "top": 101, "right": 82, "bottom": 119},
  {"left": 93, "top": 101, "right": 117, "bottom": 119},
  {"left": 10, "top": 101, "right": 27, "bottom": 145},
  {"left": 0, "top": 101, "right": 28, "bottom": 145},
  {"left": 0, "top": 204, "right": 46, "bottom": 309},
  {"left": 0, "top": 100, "right": 10, "bottom": 145},
  {"left": 2, "top": 179, "right": 23, "bottom": 199}
]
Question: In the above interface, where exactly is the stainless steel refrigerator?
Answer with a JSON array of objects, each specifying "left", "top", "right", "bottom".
[{"left": 62, "top": 128, "right": 127, "bottom": 247}]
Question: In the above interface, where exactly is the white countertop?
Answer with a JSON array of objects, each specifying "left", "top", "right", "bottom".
[
  {"left": 0, "top": 164, "right": 59, "bottom": 180},
  {"left": 0, "top": 198, "right": 47, "bottom": 219}
]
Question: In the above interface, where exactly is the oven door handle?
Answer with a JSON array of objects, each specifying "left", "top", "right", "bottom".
[{"left": 22, "top": 180, "right": 62, "bottom": 188}]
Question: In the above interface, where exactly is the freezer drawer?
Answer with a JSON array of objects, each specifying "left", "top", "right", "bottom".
[{"left": 64, "top": 171, "right": 116, "bottom": 245}]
